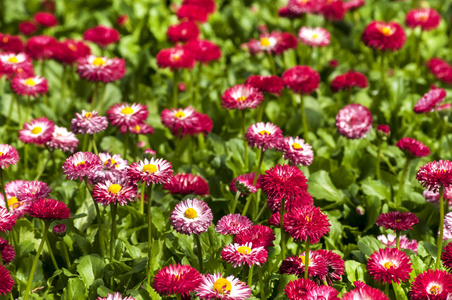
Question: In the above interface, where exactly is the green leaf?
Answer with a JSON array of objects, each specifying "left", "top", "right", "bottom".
[
  {"left": 344, "top": 260, "right": 361, "bottom": 282},
  {"left": 64, "top": 278, "right": 86, "bottom": 300},
  {"left": 357, "top": 236, "right": 383, "bottom": 257},
  {"left": 308, "top": 171, "right": 342, "bottom": 201},
  {"left": 361, "top": 179, "right": 391, "bottom": 200},
  {"left": 330, "top": 165, "right": 356, "bottom": 189},
  {"left": 392, "top": 282, "right": 409, "bottom": 300},
  {"left": 76, "top": 254, "right": 105, "bottom": 287}
]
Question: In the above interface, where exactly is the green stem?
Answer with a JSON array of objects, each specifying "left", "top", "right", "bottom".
[
  {"left": 231, "top": 192, "right": 241, "bottom": 214},
  {"left": 256, "top": 96, "right": 267, "bottom": 122},
  {"left": 68, "top": 66, "right": 76, "bottom": 113},
  {"left": 413, "top": 31, "right": 423, "bottom": 92},
  {"left": 34, "top": 149, "right": 53, "bottom": 181},
  {"left": 247, "top": 265, "right": 254, "bottom": 289},
  {"left": 23, "top": 222, "right": 50, "bottom": 300},
  {"left": 43, "top": 221, "right": 59, "bottom": 270},
  {"left": 172, "top": 69, "right": 179, "bottom": 108},
  {"left": 396, "top": 231, "right": 400, "bottom": 250},
  {"left": 376, "top": 139, "right": 382, "bottom": 180},
  {"left": 123, "top": 129, "right": 129, "bottom": 158},
  {"left": 258, "top": 267, "right": 266, "bottom": 300},
  {"left": 254, "top": 203, "right": 267, "bottom": 222},
  {"left": 25, "top": 96, "right": 31, "bottom": 123},
  {"left": 110, "top": 204, "right": 117, "bottom": 263},
  {"left": 60, "top": 240, "right": 71, "bottom": 268},
  {"left": 395, "top": 158, "right": 411, "bottom": 207},
  {"left": 84, "top": 177, "right": 106, "bottom": 257},
  {"left": 5, "top": 92, "right": 15, "bottom": 127},
  {"left": 241, "top": 110, "right": 248, "bottom": 172},
  {"left": 381, "top": 51, "right": 386, "bottom": 86},
  {"left": 385, "top": 282, "right": 390, "bottom": 297},
  {"left": 193, "top": 64, "right": 202, "bottom": 107},
  {"left": 140, "top": 183, "right": 145, "bottom": 214},
  {"left": 176, "top": 294, "right": 181, "bottom": 300},
  {"left": 194, "top": 234, "right": 204, "bottom": 273},
  {"left": 90, "top": 134, "right": 99, "bottom": 155},
  {"left": 98, "top": 83, "right": 107, "bottom": 113},
  {"left": 90, "top": 81, "right": 99, "bottom": 111},
  {"left": 24, "top": 143, "right": 28, "bottom": 178},
  {"left": 16, "top": 93, "right": 22, "bottom": 129},
  {"left": 41, "top": 60, "right": 46, "bottom": 77},
  {"left": 437, "top": 185, "right": 444, "bottom": 269},
  {"left": 280, "top": 197, "right": 286, "bottom": 262},
  {"left": 267, "top": 53, "right": 277, "bottom": 75},
  {"left": 0, "top": 170, "right": 10, "bottom": 212},
  {"left": 304, "top": 237, "right": 310, "bottom": 279},
  {"left": 146, "top": 185, "right": 153, "bottom": 284},
  {"left": 299, "top": 95, "right": 309, "bottom": 144},
  {"left": 61, "top": 65, "right": 67, "bottom": 100}
]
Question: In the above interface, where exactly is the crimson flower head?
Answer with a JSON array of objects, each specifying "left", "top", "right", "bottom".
[
  {"left": 93, "top": 178, "right": 137, "bottom": 206},
  {"left": 127, "top": 157, "right": 173, "bottom": 186},
  {"left": 280, "top": 136, "right": 314, "bottom": 166},
  {"left": 247, "top": 32, "right": 298, "bottom": 56},
  {"left": 11, "top": 75, "right": 48, "bottom": 97},
  {"left": 222, "top": 242, "right": 268, "bottom": 268},
  {"left": 395, "top": 137, "right": 430, "bottom": 158},
  {"left": 177, "top": 4, "right": 209, "bottom": 23},
  {"left": 117, "top": 15, "right": 129, "bottom": 26},
  {"left": 335, "top": 103, "right": 373, "bottom": 139},
  {"left": 342, "top": 285, "right": 389, "bottom": 300},
  {"left": 183, "top": 39, "right": 221, "bottom": 63},
  {"left": 245, "top": 75, "right": 284, "bottom": 96},
  {"left": 0, "top": 265, "right": 14, "bottom": 296},
  {"left": 0, "top": 144, "right": 19, "bottom": 170},
  {"left": 156, "top": 46, "right": 195, "bottom": 70},
  {"left": 170, "top": 198, "right": 213, "bottom": 235},
  {"left": 0, "top": 237, "right": 15, "bottom": 264},
  {"left": 153, "top": 264, "right": 202, "bottom": 297},
  {"left": 280, "top": 251, "right": 329, "bottom": 280},
  {"left": 230, "top": 173, "right": 261, "bottom": 196},
  {"left": 234, "top": 224, "right": 275, "bottom": 248},
  {"left": 215, "top": 214, "right": 253, "bottom": 235},
  {"left": 29, "top": 198, "right": 71, "bottom": 220},
  {"left": 19, "top": 117, "right": 55, "bottom": 145},
  {"left": 25, "top": 35, "right": 59, "bottom": 60},
  {"left": 441, "top": 242, "right": 452, "bottom": 271},
  {"left": 367, "top": 248, "right": 412, "bottom": 284},
  {"left": 343, "top": 0, "right": 365, "bottom": 11},
  {"left": 320, "top": 0, "right": 346, "bottom": 21},
  {"left": 417, "top": 160, "right": 452, "bottom": 192},
  {"left": 282, "top": 65, "right": 320, "bottom": 95},
  {"left": 167, "top": 21, "right": 200, "bottom": 43},
  {"left": 221, "top": 84, "right": 264, "bottom": 110},
  {"left": 316, "top": 249, "right": 345, "bottom": 285},
  {"left": 0, "top": 34, "right": 24, "bottom": 53},
  {"left": 278, "top": 7, "right": 299, "bottom": 19},
  {"left": 426, "top": 58, "right": 452, "bottom": 84},
  {"left": 0, "top": 53, "right": 34, "bottom": 79},
  {"left": 298, "top": 27, "right": 331, "bottom": 47},
  {"left": 163, "top": 173, "right": 209, "bottom": 197},
  {"left": 376, "top": 211, "right": 419, "bottom": 232},
  {"left": 410, "top": 270, "right": 452, "bottom": 300},
  {"left": 54, "top": 40, "right": 91, "bottom": 65},
  {"left": 34, "top": 12, "right": 58, "bottom": 27},
  {"left": 245, "top": 122, "right": 283, "bottom": 151},
  {"left": 62, "top": 151, "right": 102, "bottom": 181},
  {"left": 19, "top": 21, "right": 37, "bottom": 36},
  {"left": 285, "top": 278, "right": 318, "bottom": 300},
  {"left": 160, "top": 106, "right": 212, "bottom": 138},
  {"left": 362, "top": 21, "right": 407, "bottom": 51},
  {"left": 107, "top": 102, "right": 148, "bottom": 132},
  {"left": 183, "top": 0, "right": 216, "bottom": 14},
  {"left": 406, "top": 8, "right": 441, "bottom": 31},
  {"left": 77, "top": 55, "right": 126, "bottom": 83},
  {"left": 377, "top": 124, "right": 390, "bottom": 137},
  {"left": 284, "top": 206, "right": 330, "bottom": 243},
  {"left": 331, "top": 71, "right": 368, "bottom": 92},
  {"left": 414, "top": 87, "right": 446, "bottom": 114},
  {"left": 83, "top": 25, "right": 120, "bottom": 48},
  {"left": 306, "top": 286, "right": 340, "bottom": 300}
]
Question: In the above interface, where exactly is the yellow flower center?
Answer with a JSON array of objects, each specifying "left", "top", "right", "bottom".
[
  {"left": 76, "top": 161, "right": 86, "bottom": 166},
  {"left": 213, "top": 278, "right": 232, "bottom": 294},
  {"left": 68, "top": 44, "right": 77, "bottom": 51},
  {"left": 429, "top": 285, "right": 441, "bottom": 295},
  {"left": 260, "top": 37, "right": 271, "bottom": 47},
  {"left": 384, "top": 261, "right": 395, "bottom": 269},
  {"left": 172, "top": 55, "right": 180, "bottom": 61},
  {"left": 237, "top": 246, "right": 252, "bottom": 255},
  {"left": 135, "top": 125, "right": 141, "bottom": 132},
  {"left": 292, "top": 143, "right": 302, "bottom": 150},
  {"left": 92, "top": 57, "right": 106, "bottom": 66},
  {"left": 85, "top": 112, "right": 93, "bottom": 118},
  {"left": 7, "top": 56, "right": 18, "bottom": 63},
  {"left": 0, "top": 152, "right": 3, "bottom": 156},
  {"left": 300, "top": 255, "right": 311, "bottom": 265},
  {"left": 174, "top": 111, "right": 185, "bottom": 118},
  {"left": 108, "top": 184, "right": 122, "bottom": 194},
  {"left": 259, "top": 130, "right": 271, "bottom": 135},
  {"left": 104, "top": 158, "right": 118, "bottom": 168},
  {"left": 378, "top": 26, "right": 394, "bottom": 36},
  {"left": 184, "top": 208, "right": 198, "bottom": 219},
  {"left": 7, "top": 197, "right": 20, "bottom": 208},
  {"left": 3, "top": 37, "right": 8, "bottom": 43},
  {"left": 305, "top": 216, "right": 311, "bottom": 222},
  {"left": 142, "top": 164, "right": 157, "bottom": 173},
  {"left": 417, "top": 13, "right": 428, "bottom": 22},
  {"left": 236, "top": 96, "right": 247, "bottom": 102},
  {"left": 24, "top": 79, "right": 36, "bottom": 86},
  {"left": 311, "top": 33, "right": 318, "bottom": 39},
  {"left": 31, "top": 127, "right": 42, "bottom": 134},
  {"left": 173, "top": 274, "right": 181, "bottom": 280},
  {"left": 121, "top": 107, "right": 134, "bottom": 115}
]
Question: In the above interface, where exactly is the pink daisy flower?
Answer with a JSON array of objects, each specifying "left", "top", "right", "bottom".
[
  {"left": 221, "top": 242, "right": 268, "bottom": 268},
  {"left": 16, "top": 180, "right": 51, "bottom": 202},
  {"left": 287, "top": 0, "right": 322, "bottom": 15},
  {"left": 196, "top": 273, "right": 251, "bottom": 300},
  {"left": 280, "top": 251, "right": 329, "bottom": 279},
  {"left": 234, "top": 224, "right": 275, "bottom": 248},
  {"left": 298, "top": 27, "right": 330, "bottom": 47},
  {"left": 11, "top": 75, "right": 48, "bottom": 97},
  {"left": 93, "top": 153, "right": 128, "bottom": 183},
  {"left": 0, "top": 52, "right": 34, "bottom": 79},
  {"left": 0, "top": 207, "right": 16, "bottom": 233},
  {"left": 330, "top": 71, "right": 369, "bottom": 92},
  {"left": 284, "top": 205, "right": 331, "bottom": 243},
  {"left": 19, "top": 21, "right": 37, "bottom": 36},
  {"left": 284, "top": 278, "right": 318, "bottom": 300},
  {"left": 316, "top": 249, "right": 345, "bottom": 285},
  {"left": 377, "top": 124, "right": 390, "bottom": 137},
  {"left": 417, "top": 160, "right": 452, "bottom": 192},
  {"left": 426, "top": 58, "right": 452, "bottom": 84},
  {"left": 29, "top": 198, "right": 71, "bottom": 220},
  {"left": 0, "top": 34, "right": 23, "bottom": 53},
  {"left": 342, "top": 285, "right": 389, "bottom": 300},
  {"left": 279, "top": 136, "right": 314, "bottom": 166},
  {"left": 244, "top": 75, "right": 284, "bottom": 96},
  {"left": 183, "top": 39, "right": 221, "bottom": 63},
  {"left": 282, "top": 66, "right": 320, "bottom": 95},
  {"left": 170, "top": 198, "right": 213, "bottom": 235},
  {"left": 221, "top": 84, "right": 264, "bottom": 110},
  {"left": 410, "top": 270, "right": 452, "bottom": 300},
  {"left": 163, "top": 173, "right": 209, "bottom": 197},
  {"left": 245, "top": 122, "right": 283, "bottom": 151},
  {"left": 19, "top": 117, "right": 55, "bottom": 145},
  {"left": 53, "top": 224, "right": 66, "bottom": 237},
  {"left": 83, "top": 25, "right": 120, "bottom": 48},
  {"left": 375, "top": 211, "right": 419, "bottom": 232},
  {"left": 229, "top": 173, "right": 261, "bottom": 196},
  {"left": 76, "top": 55, "right": 126, "bottom": 83},
  {"left": 54, "top": 39, "right": 91, "bottom": 66},
  {"left": 34, "top": 12, "right": 57, "bottom": 27},
  {"left": 320, "top": 0, "right": 346, "bottom": 21},
  {"left": 121, "top": 123, "right": 154, "bottom": 135},
  {"left": 395, "top": 137, "right": 430, "bottom": 158},
  {"left": 0, "top": 265, "right": 14, "bottom": 296},
  {"left": 25, "top": 35, "right": 58, "bottom": 60},
  {"left": 0, "top": 237, "right": 15, "bottom": 264},
  {"left": 414, "top": 87, "right": 447, "bottom": 114},
  {"left": 0, "top": 180, "right": 29, "bottom": 217},
  {"left": 156, "top": 46, "right": 195, "bottom": 70},
  {"left": 107, "top": 102, "right": 148, "bottom": 132},
  {"left": 367, "top": 247, "right": 412, "bottom": 284},
  {"left": 177, "top": 5, "right": 209, "bottom": 23},
  {"left": 215, "top": 214, "right": 253, "bottom": 235},
  {"left": 335, "top": 104, "right": 373, "bottom": 139},
  {"left": 0, "top": 144, "right": 19, "bottom": 169},
  {"left": 97, "top": 293, "right": 134, "bottom": 300},
  {"left": 127, "top": 157, "right": 173, "bottom": 186},
  {"left": 153, "top": 264, "right": 202, "bottom": 297},
  {"left": 62, "top": 151, "right": 103, "bottom": 181},
  {"left": 443, "top": 212, "right": 452, "bottom": 241},
  {"left": 71, "top": 110, "right": 108, "bottom": 135},
  {"left": 406, "top": 8, "right": 441, "bottom": 31},
  {"left": 247, "top": 32, "right": 298, "bottom": 56},
  {"left": 46, "top": 126, "right": 79, "bottom": 153},
  {"left": 362, "top": 21, "right": 407, "bottom": 51},
  {"left": 160, "top": 106, "right": 212, "bottom": 138},
  {"left": 93, "top": 178, "right": 137, "bottom": 206},
  {"left": 378, "top": 234, "right": 419, "bottom": 253},
  {"left": 305, "top": 286, "right": 340, "bottom": 300}
]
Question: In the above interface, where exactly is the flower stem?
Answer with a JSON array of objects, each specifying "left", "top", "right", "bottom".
[
  {"left": 247, "top": 265, "right": 254, "bottom": 289},
  {"left": 381, "top": 51, "right": 386, "bottom": 86},
  {"left": 231, "top": 192, "right": 241, "bottom": 214},
  {"left": 16, "top": 93, "right": 22, "bottom": 129},
  {"left": 376, "top": 139, "right": 382, "bottom": 180},
  {"left": 258, "top": 267, "right": 266, "bottom": 300},
  {"left": 172, "top": 69, "right": 179, "bottom": 108},
  {"left": 61, "top": 65, "right": 67, "bottom": 100},
  {"left": 5, "top": 92, "right": 15, "bottom": 127},
  {"left": 34, "top": 149, "right": 53, "bottom": 181},
  {"left": 123, "top": 129, "right": 129, "bottom": 158},
  {"left": 83, "top": 177, "right": 106, "bottom": 257},
  {"left": 90, "top": 134, "right": 99, "bottom": 155},
  {"left": 98, "top": 83, "right": 107, "bottom": 113},
  {"left": 243, "top": 149, "right": 264, "bottom": 217},
  {"left": 385, "top": 282, "right": 390, "bottom": 296},
  {"left": 110, "top": 203, "right": 117, "bottom": 263},
  {"left": 396, "top": 231, "right": 400, "bottom": 250},
  {"left": 267, "top": 53, "right": 277, "bottom": 75},
  {"left": 280, "top": 197, "right": 286, "bottom": 262},
  {"left": 23, "top": 221, "right": 50, "bottom": 300},
  {"left": 299, "top": 95, "right": 309, "bottom": 144},
  {"left": 90, "top": 81, "right": 99, "bottom": 111},
  {"left": 0, "top": 169, "right": 10, "bottom": 213},
  {"left": 59, "top": 240, "right": 71, "bottom": 268},
  {"left": 146, "top": 185, "right": 153, "bottom": 284},
  {"left": 395, "top": 158, "right": 411, "bottom": 207},
  {"left": 304, "top": 237, "right": 310, "bottom": 279},
  {"left": 241, "top": 110, "right": 248, "bottom": 172},
  {"left": 193, "top": 64, "right": 202, "bottom": 107},
  {"left": 43, "top": 221, "right": 59, "bottom": 270},
  {"left": 194, "top": 234, "right": 204, "bottom": 273},
  {"left": 437, "top": 185, "right": 445, "bottom": 269},
  {"left": 140, "top": 183, "right": 145, "bottom": 214}
]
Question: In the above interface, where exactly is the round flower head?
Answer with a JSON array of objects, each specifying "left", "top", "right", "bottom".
[
  {"left": 417, "top": 160, "right": 452, "bottom": 192},
  {"left": 153, "top": 264, "right": 202, "bottom": 297},
  {"left": 0, "top": 180, "right": 28, "bottom": 217},
  {"left": 330, "top": 71, "right": 368, "bottom": 92},
  {"left": 375, "top": 211, "right": 419, "bottom": 232},
  {"left": 280, "top": 136, "right": 314, "bottom": 166},
  {"left": 183, "top": 39, "right": 221, "bottom": 63},
  {"left": 316, "top": 249, "right": 345, "bottom": 285},
  {"left": 0, "top": 265, "right": 14, "bottom": 296},
  {"left": 306, "top": 286, "right": 340, "bottom": 300},
  {"left": 395, "top": 137, "right": 430, "bottom": 158},
  {"left": 234, "top": 224, "right": 275, "bottom": 248},
  {"left": 19, "top": 21, "right": 37, "bottom": 36},
  {"left": 122, "top": 123, "right": 154, "bottom": 135},
  {"left": 11, "top": 75, "right": 48, "bottom": 97},
  {"left": 62, "top": 151, "right": 103, "bottom": 181},
  {"left": 160, "top": 106, "right": 212, "bottom": 138},
  {"left": 215, "top": 214, "right": 253, "bottom": 235},
  {"left": 377, "top": 124, "right": 390, "bottom": 137},
  {"left": 245, "top": 122, "right": 283, "bottom": 151},
  {"left": 25, "top": 35, "right": 59, "bottom": 60},
  {"left": 19, "top": 117, "right": 55, "bottom": 145},
  {"left": 177, "top": 4, "right": 209, "bottom": 23},
  {"left": 53, "top": 224, "right": 67, "bottom": 237},
  {"left": 280, "top": 251, "right": 328, "bottom": 279},
  {"left": 426, "top": 58, "right": 452, "bottom": 84},
  {"left": 127, "top": 157, "right": 173, "bottom": 186},
  {"left": 93, "top": 178, "right": 137, "bottom": 206},
  {"left": 221, "top": 242, "right": 268, "bottom": 268},
  {"left": 196, "top": 273, "right": 251, "bottom": 300},
  {"left": 284, "top": 205, "right": 331, "bottom": 243},
  {"left": 156, "top": 46, "right": 195, "bottom": 70},
  {"left": 278, "top": 6, "right": 299, "bottom": 19},
  {"left": 229, "top": 173, "right": 261, "bottom": 196},
  {"left": 107, "top": 102, "right": 148, "bottom": 131},
  {"left": 442, "top": 242, "right": 452, "bottom": 271},
  {"left": 423, "top": 187, "right": 452, "bottom": 205},
  {"left": 0, "top": 144, "right": 19, "bottom": 169},
  {"left": 0, "top": 52, "right": 34, "bottom": 79},
  {"left": 282, "top": 66, "right": 320, "bottom": 95},
  {"left": 298, "top": 27, "right": 331, "bottom": 47},
  {"left": 91, "top": 153, "right": 128, "bottom": 183},
  {"left": 244, "top": 75, "right": 284, "bottom": 96},
  {"left": 410, "top": 269, "right": 452, "bottom": 300},
  {"left": 77, "top": 55, "right": 126, "bottom": 83},
  {"left": 84, "top": 25, "right": 120, "bottom": 48},
  {"left": 29, "top": 198, "right": 71, "bottom": 220},
  {"left": 343, "top": 0, "right": 365, "bottom": 11},
  {"left": 342, "top": 285, "right": 389, "bottom": 300},
  {"left": 287, "top": 0, "right": 322, "bottom": 15},
  {"left": 46, "top": 126, "right": 79, "bottom": 153},
  {"left": 34, "top": 12, "right": 57, "bottom": 27},
  {"left": 97, "top": 293, "right": 134, "bottom": 300},
  {"left": 0, "top": 237, "right": 15, "bottom": 264},
  {"left": 268, "top": 212, "right": 281, "bottom": 226},
  {"left": 16, "top": 180, "right": 51, "bottom": 202},
  {"left": 163, "top": 173, "right": 209, "bottom": 197},
  {"left": 0, "top": 34, "right": 24, "bottom": 53},
  {"left": 406, "top": 8, "right": 441, "bottom": 31},
  {"left": 378, "top": 234, "right": 419, "bottom": 253},
  {"left": 320, "top": 0, "right": 346, "bottom": 21},
  {"left": 54, "top": 39, "right": 91, "bottom": 65},
  {"left": 367, "top": 247, "right": 412, "bottom": 284},
  {"left": 285, "top": 278, "right": 318, "bottom": 300},
  {"left": 71, "top": 110, "right": 108, "bottom": 135},
  {"left": 182, "top": 0, "right": 216, "bottom": 14},
  {"left": 170, "top": 198, "right": 213, "bottom": 235},
  {"left": 0, "top": 207, "right": 16, "bottom": 233},
  {"left": 221, "top": 84, "right": 264, "bottom": 110},
  {"left": 414, "top": 87, "right": 447, "bottom": 114},
  {"left": 167, "top": 21, "right": 200, "bottom": 43},
  {"left": 362, "top": 21, "right": 407, "bottom": 51},
  {"left": 247, "top": 32, "right": 298, "bottom": 56},
  {"left": 335, "top": 104, "right": 373, "bottom": 139}
]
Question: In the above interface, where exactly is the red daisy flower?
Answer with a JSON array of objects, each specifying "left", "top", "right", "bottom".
[
  {"left": 362, "top": 21, "right": 407, "bottom": 51},
  {"left": 377, "top": 124, "right": 390, "bottom": 137},
  {"left": 367, "top": 247, "right": 412, "bottom": 284},
  {"left": 19, "top": 117, "right": 55, "bottom": 145},
  {"left": 98, "top": 293, "right": 134, "bottom": 300},
  {"left": 170, "top": 198, "right": 213, "bottom": 235},
  {"left": 0, "top": 208, "right": 16, "bottom": 233},
  {"left": 93, "top": 178, "right": 137, "bottom": 206},
  {"left": 156, "top": 46, "right": 196, "bottom": 70},
  {"left": 160, "top": 106, "right": 212, "bottom": 138},
  {"left": 268, "top": 212, "right": 281, "bottom": 226},
  {"left": 0, "top": 237, "right": 15, "bottom": 264},
  {"left": 93, "top": 153, "right": 129, "bottom": 183},
  {"left": 16, "top": 180, "right": 51, "bottom": 202},
  {"left": 287, "top": 0, "right": 322, "bottom": 15},
  {"left": 221, "top": 84, "right": 264, "bottom": 110},
  {"left": 182, "top": 0, "right": 216, "bottom": 14},
  {"left": 62, "top": 151, "right": 103, "bottom": 181},
  {"left": 117, "top": 15, "right": 129, "bottom": 26},
  {"left": 342, "top": 285, "right": 389, "bottom": 300},
  {"left": 29, "top": 198, "right": 71, "bottom": 220},
  {"left": 284, "top": 205, "right": 331, "bottom": 243},
  {"left": 426, "top": 58, "right": 452, "bottom": 84},
  {"left": 245, "top": 122, "right": 283, "bottom": 151},
  {"left": 54, "top": 39, "right": 91, "bottom": 65},
  {"left": 163, "top": 173, "right": 209, "bottom": 197},
  {"left": 71, "top": 110, "right": 108, "bottom": 135},
  {"left": 167, "top": 21, "right": 200, "bottom": 43},
  {"left": 335, "top": 103, "right": 373, "bottom": 139},
  {"left": 196, "top": 273, "right": 251, "bottom": 300},
  {"left": 267, "top": 190, "right": 313, "bottom": 214},
  {"left": 0, "top": 52, "right": 34, "bottom": 79},
  {"left": 441, "top": 242, "right": 452, "bottom": 271},
  {"left": 121, "top": 123, "right": 154, "bottom": 135},
  {"left": 395, "top": 137, "right": 430, "bottom": 158},
  {"left": 0, "top": 265, "right": 14, "bottom": 296},
  {"left": 215, "top": 214, "right": 253, "bottom": 235},
  {"left": 183, "top": 39, "right": 221, "bottom": 63},
  {"left": 76, "top": 55, "right": 126, "bottom": 83},
  {"left": 19, "top": 21, "right": 37, "bottom": 36},
  {"left": 25, "top": 35, "right": 59, "bottom": 60},
  {"left": 343, "top": 0, "right": 365, "bottom": 11},
  {"left": 247, "top": 32, "right": 298, "bottom": 56},
  {"left": 285, "top": 278, "right": 318, "bottom": 300},
  {"left": 298, "top": 27, "right": 331, "bottom": 47},
  {"left": 234, "top": 224, "right": 275, "bottom": 248},
  {"left": 280, "top": 136, "right": 314, "bottom": 166},
  {"left": 330, "top": 71, "right": 368, "bottom": 92},
  {"left": 306, "top": 286, "right": 339, "bottom": 300},
  {"left": 282, "top": 66, "right": 320, "bottom": 95},
  {"left": 316, "top": 249, "right": 345, "bottom": 284},
  {"left": 221, "top": 242, "right": 268, "bottom": 267},
  {"left": 414, "top": 87, "right": 447, "bottom": 114},
  {"left": 406, "top": 8, "right": 441, "bottom": 31},
  {"left": 229, "top": 173, "right": 261, "bottom": 195},
  {"left": 410, "top": 270, "right": 452, "bottom": 300},
  {"left": 244, "top": 75, "right": 284, "bottom": 96},
  {"left": 83, "top": 25, "right": 120, "bottom": 48},
  {"left": 280, "top": 251, "right": 329, "bottom": 279},
  {"left": 34, "top": 12, "right": 58, "bottom": 27},
  {"left": 278, "top": 7, "right": 299, "bottom": 19},
  {"left": 107, "top": 102, "right": 148, "bottom": 131},
  {"left": 127, "top": 157, "right": 173, "bottom": 186},
  {"left": 46, "top": 126, "right": 79, "bottom": 153},
  {"left": 417, "top": 160, "right": 452, "bottom": 192},
  {"left": 0, "top": 34, "right": 24, "bottom": 53},
  {"left": 177, "top": 4, "right": 209, "bottom": 23},
  {"left": 0, "top": 144, "right": 19, "bottom": 170},
  {"left": 11, "top": 75, "right": 48, "bottom": 97},
  {"left": 320, "top": 0, "right": 346, "bottom": 21},
  {"left": 375, "top": 211, "right": 419, "bottom": 232},
  {"left": 53, "top": 224, "right": 67, "bottom": 237},
  {"left": 153, "top": 264, "right": 202, "bottom": 297}
]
